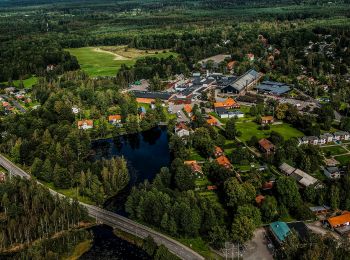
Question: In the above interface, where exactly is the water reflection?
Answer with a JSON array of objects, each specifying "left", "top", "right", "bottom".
[{"left": 82, "top": 225, "right": 151, "bottom": 260}]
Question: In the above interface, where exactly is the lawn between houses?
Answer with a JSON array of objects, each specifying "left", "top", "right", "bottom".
[{"left": 66, "top": 46, "right": 178, "bottom": 77}]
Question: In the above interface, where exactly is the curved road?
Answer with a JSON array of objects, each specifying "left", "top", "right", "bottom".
[{"left": 0, "top": 154, "right": 204, "bottom": 260}]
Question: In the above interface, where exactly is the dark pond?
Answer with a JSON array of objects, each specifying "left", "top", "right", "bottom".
[
  {"left": 91, "top": 126, "right": 171, "bottom": 213},
  {"left": 85, "top": 127, "right": 171, "bottom": 258},
  {"left": 92, "top": 126, "right": 170, "bottom": 185},
  {"left": 81, "top": 225, "right": 151, "bottom": 260}
]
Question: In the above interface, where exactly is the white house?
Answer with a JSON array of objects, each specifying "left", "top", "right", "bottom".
[
  {"left": 299, "top": 136, "right": 319, "bottom": 146},
  {"left": 333, "top": 131, "right": 350, "bottom": 141},
  {"left": 323, "top": 133, "right": 334, "bottom": 143},
  {"left": 175, "top": 123, "right": 191, "bottom": 138}
]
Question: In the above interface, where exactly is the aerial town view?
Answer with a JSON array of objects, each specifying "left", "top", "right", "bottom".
[{"left": 0, "top": 0, "right": 350, "bottom": 259}]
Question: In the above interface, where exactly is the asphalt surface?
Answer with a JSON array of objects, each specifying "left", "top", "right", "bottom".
[{"left": 0, "top": 154, "right": 204, "bottom": 260}]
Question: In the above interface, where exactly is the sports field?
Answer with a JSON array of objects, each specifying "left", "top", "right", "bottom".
[{"left": 66, "top": 46, "right": 177, "bottom": 77}]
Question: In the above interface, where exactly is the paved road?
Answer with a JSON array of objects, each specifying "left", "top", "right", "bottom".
[{"left": 0, "top": 154, "right": 204, "bottom": 260}]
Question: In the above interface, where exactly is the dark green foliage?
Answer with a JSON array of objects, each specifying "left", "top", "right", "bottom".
[{"left": 0, "top": 177, "right": 89, "bottom": 251}]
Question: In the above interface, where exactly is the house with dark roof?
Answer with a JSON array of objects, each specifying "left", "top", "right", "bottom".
[
  {"left": 132, "top": 90, "right": 174, "bottom": 101},
  {"left": 256, "top": 81, "right": 291, "bottom": 96},
  {"left": 323, "top": 166, "right": 341, "bottom": 179},
  {"left": 216, "top": 108, "right": 244, "bottom": 119},
  {"left": 309, "top": 205, "right": 330, "bottom": 215},
  {"left": 219, "top": 69, "right": 262, "bottom": 95}
]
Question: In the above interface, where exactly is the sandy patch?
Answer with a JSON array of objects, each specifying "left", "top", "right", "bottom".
[{"left": 93, "top": 48, "right": 130, "bottom": 61}]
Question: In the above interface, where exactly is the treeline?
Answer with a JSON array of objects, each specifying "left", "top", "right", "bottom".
[
  {"left": 116, "top": 56, "right": 189, "bottom": 88},
  {"left": 0, "top": 177, "right": 89, "bottom": 251},
  {"left": 0, "top": 38, "right": 79, "bottom": 82},
  {"left": 4, "top": 229, "right": 91, "bottom": 260}
]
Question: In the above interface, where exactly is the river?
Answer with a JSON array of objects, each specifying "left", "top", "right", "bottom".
[{"left": 85, "top": 127, "right": 171, "bottom": 258}]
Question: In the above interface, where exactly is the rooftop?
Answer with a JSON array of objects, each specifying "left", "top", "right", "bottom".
[
  {"left": 279, "top": 162, "right": 296, "bottom": 175},
  {"left": 214, "top": 98, "right": 237, "bottom": 108},
  {"left": 228, "top": 69, "right": 260, "bottom": 92},
  {"left": 132, "top": 90, "right": 173, "bottom": 100},
  {"left": 108, "top": 115, "right": 121, "bottom": 121},
  {"left": 270, "top": 221, "right": 290, "bottom": 243},
  {"left": 216, "top": 155, "right": 231, "bottom": 167},
  {"left": 291, "top": 169, "right": 318, "bottom": 187},
  {"left": 328, "top": 211, "right": 350, "bottom": 228},
  {"left": 258, "top": 138, "right": 275, "bottom": 151},
  {"left": 256, "top": 81, "right": 291, "bottom": 95}
]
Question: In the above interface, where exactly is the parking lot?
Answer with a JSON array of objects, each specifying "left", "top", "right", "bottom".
[
  {"left": 243, "top": 228, "right": 274, "bottom": 260},
  {"left": 168, "top": 103, "right": 190, "bottom": 123}
]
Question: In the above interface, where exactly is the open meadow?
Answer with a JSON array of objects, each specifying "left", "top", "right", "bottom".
[{"left": 66, "top": 46, "right": 177, "bottom": 77}]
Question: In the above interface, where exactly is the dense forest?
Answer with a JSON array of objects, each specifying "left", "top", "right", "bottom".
[
  {"left": 0, "top": 72, "right": 140, "bottom": 204},
  {"left": 0, "top": 177, "right": 91, "bottom": 258}
]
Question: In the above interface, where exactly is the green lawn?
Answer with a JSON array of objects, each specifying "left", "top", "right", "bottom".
[
  {"left": 334, "top": 154, "right": 350, "bottom": 165},
  {"left": 66, "top": 46, "right": 177, "bottom": 77},
  {"left": 321, "top": 145, "right": 348, "bottom": 156},
  {"left": 236, "top": 121, "right": 303, "bottom": 142},
  {"left": 188, "top": 148, "right": 205, "bottom": 161},
  {"left": 178, "top": 237, "right": 221, "bottom": 259},
  {"left": 1, "top": 76, "right": 37, "bottom": 89},
  {"left": 42, "top": 181, "right": 94, "bottom": 205}
]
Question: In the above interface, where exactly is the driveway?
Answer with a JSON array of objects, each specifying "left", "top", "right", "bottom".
[
  {"left": 168, "top": 103, "right": 190, "bottom": 123},
  {"left": 243, "top": 228, "right": 273, "bottom": 260}
]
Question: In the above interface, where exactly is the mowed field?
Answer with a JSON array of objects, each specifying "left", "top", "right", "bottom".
[
  {"left": 66, "top": 46, "right": 177, "bottom": 77},
  {"left": 236, "top": 121, "right": 304, "bottom": 142}
]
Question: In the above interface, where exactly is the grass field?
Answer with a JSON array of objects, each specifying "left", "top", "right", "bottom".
[
  {"left": 66, "top": 46, "right": 177, "bottom": 77},
  {"left": 1, "top": 76, "right": 37, "bottom": 89},
  {"left": 66, "top": 240, "right": 92, "bottom": 260},
  {"left": 334, "top": 154, "right": 350, "bottom": 165},
  {"left": 236, "top": 121, "right": 304, "bottom": 142},
  {"left": 321, "top": 145, "right": 348, "bottom": 156}
]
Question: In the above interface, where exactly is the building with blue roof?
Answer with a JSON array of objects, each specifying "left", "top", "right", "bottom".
[
  {"left": 256, "top": 81, "right": 291, "bottom": 96},
  {"left": 269, "top": 221, "right": 291, "bottom": 244}
]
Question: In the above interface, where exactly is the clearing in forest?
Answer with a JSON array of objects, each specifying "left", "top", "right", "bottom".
[{"left": 66, "top": 46, "right": 177, "bottom": 77}]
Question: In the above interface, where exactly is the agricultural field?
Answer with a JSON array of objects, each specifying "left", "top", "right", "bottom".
[{"left": 66, "top": 46, "right": 177, "bottom": 77}]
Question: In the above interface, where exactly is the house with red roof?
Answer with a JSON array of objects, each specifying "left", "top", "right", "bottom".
[
  {"left": 184, "top": 160, "right": 203, "bottom": 176},
  {"left": 216, "top": 155, "right": 232, "bottom": 169},
  {"left": 108, "top": 115, "right": 122, "bottom": 124},
  {"left": 214, "top": 146, "right": 224, "bottom": 157},
  {"left": 258, "top": 138, "right": 275, "bottom": 155},
  {"left": 261, "top": 116, "right": 274, "bottom": 125},
  {"left": 183, "top": 104, "right": 193, "bottom": 117},
  {"left": 78, "top": 120, "right": 93, "bottom": 130}
]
